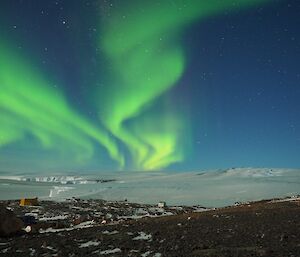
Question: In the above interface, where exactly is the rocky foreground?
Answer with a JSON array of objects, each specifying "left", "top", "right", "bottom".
[{"left": 0, "top": 197, "right": 300, "bottom": 257}]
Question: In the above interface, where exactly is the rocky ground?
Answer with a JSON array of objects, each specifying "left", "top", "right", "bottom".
[{"left": 0, "top": 197, "right": 300, "bottom": 257}]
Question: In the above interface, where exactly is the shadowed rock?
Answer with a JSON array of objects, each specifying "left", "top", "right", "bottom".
[{"left": 0, "top": 204, "right": 24, "bottom": 236}]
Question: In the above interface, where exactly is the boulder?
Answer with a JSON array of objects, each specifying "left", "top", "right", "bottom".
[{"left": 0, "top": 204, "right": 24, "bottom": 236}]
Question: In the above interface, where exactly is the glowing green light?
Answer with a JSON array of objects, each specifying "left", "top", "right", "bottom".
[
  {"left": 99, "top": 0, "right": 268, "bottom": 170},
  {"left": 0, "top": 41, "right": 124, "bottom": 165}
]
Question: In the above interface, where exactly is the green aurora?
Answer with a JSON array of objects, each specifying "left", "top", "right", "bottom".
[
  {"left": 0, "top": 42, "right": 123, "bottom": 166},
  {"left": 0, "top": 0, "right": 268, "bottom": 172},
  {"left": 98, "top": 0, "right": 269, "bottom": 170}
]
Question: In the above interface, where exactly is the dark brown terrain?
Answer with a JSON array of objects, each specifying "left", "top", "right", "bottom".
[{"left": 0, "top": 197, "right": 300, "bottom": 257}]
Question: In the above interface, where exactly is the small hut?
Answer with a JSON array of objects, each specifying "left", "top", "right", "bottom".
[
  {"left": 20, "top": 197, "right": 38, "bottom": 206},
  {"left": 158, "top": 201, "right": 166, "bottom": 208}
]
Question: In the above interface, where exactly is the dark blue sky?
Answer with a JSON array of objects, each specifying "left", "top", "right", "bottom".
[
  {"left": 0, "top": 0, "right": 299, "bottom": 173},
  {"left": 176, "top": 0, "right": 300, "bottom": 170}
]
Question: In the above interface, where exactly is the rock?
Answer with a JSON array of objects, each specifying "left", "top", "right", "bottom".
[
  {"left": 73, "top": 214, "right": 91, "bottom": 225},
  {"left": 24, "top": 225, "right": 31, "bottom": 233},
  {"left": 0, "top": 204, "right": 24, "bottom": 236}
]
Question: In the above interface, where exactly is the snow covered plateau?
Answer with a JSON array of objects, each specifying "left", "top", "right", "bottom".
[{"left": 0, "top": 168, "right": 299, "bottom": 207}]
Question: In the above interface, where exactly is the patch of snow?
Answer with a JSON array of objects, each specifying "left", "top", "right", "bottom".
[
  {"left": 29, "top": 208, "right": 41, "bottom": 213},
  {"left": 193, "top": 207, "right": 210, "bottom": 213},
  {"left": 133, "top": 232, "right": 152, "bottom": 241},
  {"left": 99, "top": 248, "right": 121, "bottom": 255},
  {"left": 141, "top": 251, "right": 152, "bottom": 257},
  {"left": 76, "top": 220, "right": 95, "bottom": 227},
  {"left": 148, "top": 207, "right": 164, "bottom": 213},
  {"left": 79, "top": 240, "right": 100, "bottom": 248},
  {"left": 118, "top": 214, "right": 147, "bottom": 220},
  {"left": 162, "top": 211, "right": 174, "bottom": 216},
  {"left": 49, "top": 186, "right": 74, "bottom": 197},
  {"left": 29, "top": 248, "right": 36, "bottom": 256},
  {"left": 93, "top": 211, "right": 103, "bottom": 217},
  {"left": 0, "top": 176, "right": 22, "bottom": 181},
  {"left": 39, "top": 220, "right": 95, "bottom": 233},
  {"left": 39, "top": 215, "right": 68, "bottom": 221},
  {"left": 1, "top": 248, "right": 10, "bottom": 253},
  {"left": 39, "top": 227, "right": 73, "bottom": 233},
  {"left": 271, "top": 196, "right": 300, "bottom": 203},
  {"left": 46, "top": 246, "right": 56, "bottom": 251},
  {"left": 102, "top": 230, "right": 119, "bottom": 235},
  {"left": 106, "top": 213, "right": 112, "bottom": 218},
  {"left": 77, "top": 180, "right": 96, "bottom": 184},
  {"left": 118, "top": 211, "right": 173, "bottom": 220},
  {"left": 169, "top": 206, "right": 183, "bottom": 210},
  {"left": 135, "top": 208, "right": 149, "bottom": 215}
]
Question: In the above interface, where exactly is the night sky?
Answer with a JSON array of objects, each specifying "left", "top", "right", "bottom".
[{"left": 0, "top": 0, "right": 299, "bottom": 173}]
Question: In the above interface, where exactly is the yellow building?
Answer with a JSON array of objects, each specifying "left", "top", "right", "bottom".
[{"left": 20, "top": 197, "right": 38, "bottom": 206}]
